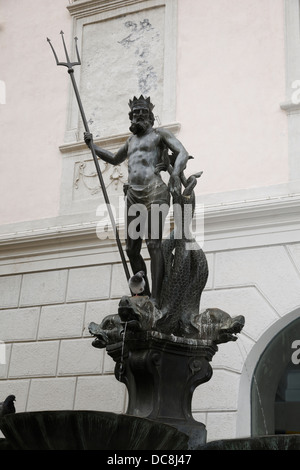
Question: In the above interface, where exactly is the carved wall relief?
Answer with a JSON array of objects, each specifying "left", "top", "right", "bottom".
[
  {"left": 79, "top": 9, "right": 165, "bottom": 139},
  {"left": 73, "top": 159, "right": 128, "bottom": 200}
]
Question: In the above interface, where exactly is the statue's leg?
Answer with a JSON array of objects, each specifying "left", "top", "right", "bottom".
[
  {"left": 126, "top": 210, "right": 151, "bottom": 296},
  {"left": 145, "top": 239, "right": 163, "bottom": 304}
]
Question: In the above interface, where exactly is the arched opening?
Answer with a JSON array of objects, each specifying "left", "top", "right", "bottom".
[{"left": 251, "top": 316, "right": 300, "bottom": 436}]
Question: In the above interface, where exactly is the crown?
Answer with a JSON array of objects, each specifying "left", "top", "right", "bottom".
[{"left": 128, "top": 95, "right": 154, "bottom": 112}]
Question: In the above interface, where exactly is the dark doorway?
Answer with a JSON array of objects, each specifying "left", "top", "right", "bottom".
[{"left": 251, "top": 317, "right": 300, "bottom": 435}]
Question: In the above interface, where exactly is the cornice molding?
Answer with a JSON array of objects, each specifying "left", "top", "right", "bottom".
[
  {"left": 280, "top": 100, "right": 300, "bottom": 115},
  {"left": 201, "top": 193, "right": 300, "bottom": 252},
  {"left": 204, "top": 192, "right": 300, "bottom": 223},
  {"left": 1, "top": 194, "right": 300, "bottom": 258},
  {"left": 67, "top": 0, "right": 167, "bottom": 19},
  {"left": 59, "top": 122, "right": 181, "bottom": 154}
]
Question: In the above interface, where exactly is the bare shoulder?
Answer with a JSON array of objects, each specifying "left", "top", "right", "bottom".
[
  {"left": 155, "top": 127, "right": 175, "bottom": 139},
  {"left": 120, "top": 136, "right": 131, "bottom": 153},
  {"left": 155, "top": 127, "right": 184, "bottom": 149},
  {"left": 125, "top": 135, "right": 132, "bottom": 146}
]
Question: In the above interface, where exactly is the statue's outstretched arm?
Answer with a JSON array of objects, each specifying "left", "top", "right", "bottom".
[{"left": 84, "top": 132, "right": 128, "bottom": 165}]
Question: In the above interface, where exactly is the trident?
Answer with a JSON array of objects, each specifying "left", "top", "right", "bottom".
[{"left": 47, "top": 32, "right": 130, "bottom": 282}]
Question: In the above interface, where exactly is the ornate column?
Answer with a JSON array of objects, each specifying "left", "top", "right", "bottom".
[{"left": 107, "top": 334, "right": 217, "bottom": 447}]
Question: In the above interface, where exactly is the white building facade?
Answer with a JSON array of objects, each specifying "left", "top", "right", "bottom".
[{"left": 0, "top": 0, "right": 300, "bottom": 442}]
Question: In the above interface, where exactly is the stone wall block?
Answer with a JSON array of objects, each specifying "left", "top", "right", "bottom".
[
  {"left": 38, "top": 303, "right": 85, "bottom": 339},
  {"left": 19, "top": 270, "right": 68, "bottom": 306},
  {"left": 66, "top": 265, "right": 111, "bottom": 302},
  {"left": 110, "top": 263, "right": 131, "bottom": 298},
  {"left": 26, "top": 377, "right": 76, "bottom": 411},
  {"left": 0, "top": 307, "right": 40, "bottom": 342},
  {"left": 0, "top": 343, "right": 12, "bottom": 379},
  {"left": 287, "top": 243, "right": 300, "bottom": 276},
  {"left": 8, "top": 341, "right": 60, "bottom": 378},
  {"left": 214, "top": 246, "right": 300, "bottom": 314},
  {"left": 210, "top": 341, "right": 245, "bottom": 372},
  {"left": 57, "top": 338, "right": 103, "bottom": 376},
  {"left": 75, "top": 375, "right": 126, "bottom": 413},
  {"left": 206, "top": 411, "right": 237, "bottom": 442},
  {"left": 0, "top": 275, "right": 22, "bottom": 308},
  {"left": 192, "top": 370, "right": 240, "bottom": 411}
]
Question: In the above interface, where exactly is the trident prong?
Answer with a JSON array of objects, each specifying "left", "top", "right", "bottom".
[
  {"left": 47, "top": 32, "right": 131, "bottom": 284},
  {"left": 47, "top": 31, "right": 81, "bottom": 72}
]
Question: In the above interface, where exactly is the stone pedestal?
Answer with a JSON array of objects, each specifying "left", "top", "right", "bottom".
[
  {"left": 107, "top": 333, "right": 218, "bottom": 449},
  {"left": 89, "top": 294, "right": 245, "bottom": 449}
]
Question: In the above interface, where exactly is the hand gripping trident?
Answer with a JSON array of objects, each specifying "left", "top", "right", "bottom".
[{"left": 47, "top": 32, "right": 130, "bottom": 282}]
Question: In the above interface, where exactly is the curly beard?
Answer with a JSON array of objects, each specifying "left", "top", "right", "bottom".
[{"left": 129, "top": 119, "right": 150, "bottom": 135}]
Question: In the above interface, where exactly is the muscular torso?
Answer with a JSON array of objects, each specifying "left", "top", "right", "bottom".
[{"left": 127, "top": 128, "right": 164, "bottom": 186}]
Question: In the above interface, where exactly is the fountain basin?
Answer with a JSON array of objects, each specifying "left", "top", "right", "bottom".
[
  {"left": 0, "top": 410, "right": 189, "bottom": 450},
  {"left": 198, "top": 434, "right": 300, "bottom": 450}
]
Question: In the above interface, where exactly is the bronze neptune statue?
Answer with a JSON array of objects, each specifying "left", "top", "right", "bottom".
[{"left": 84, "top": 95, "right": 190, "bottom": 306}]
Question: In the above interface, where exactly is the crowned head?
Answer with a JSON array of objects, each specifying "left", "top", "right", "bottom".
[{"left": 128, "top": 95, "right": 155, "bottom": 127}]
